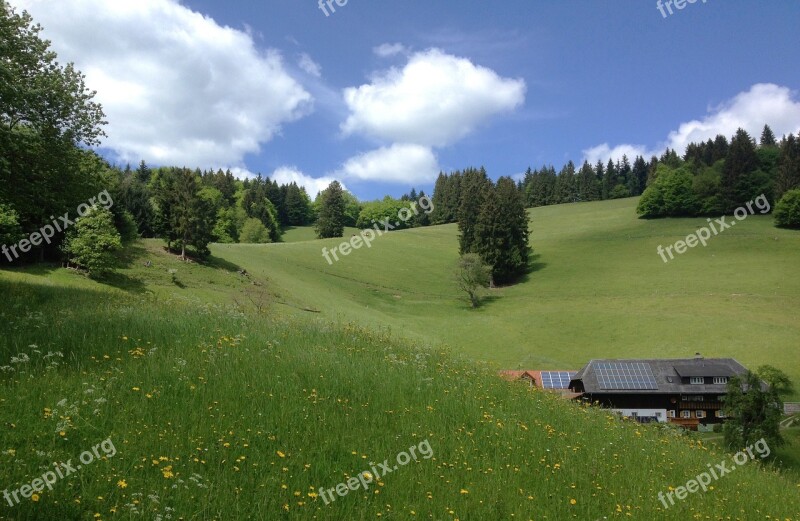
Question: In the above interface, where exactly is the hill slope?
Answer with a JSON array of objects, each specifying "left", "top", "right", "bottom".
[
  {"left": 0, "top": 265, "right": 798, "bottom": 520},
  {"left": 215, "top": 197, "right": 800, "bottom": 395}
]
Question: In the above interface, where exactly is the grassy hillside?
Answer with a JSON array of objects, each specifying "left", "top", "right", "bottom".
[
  {"left": 214, "top": 197, "right": 800, "bottom": 397},
  {"left": 1, "top": 196, "right": 799, "bottom": 520},
  {"left": 0, "top": 264, "right": 798, "bottom": 520}
]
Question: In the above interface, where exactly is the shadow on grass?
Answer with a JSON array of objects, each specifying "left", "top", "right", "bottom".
[
  {"left": 0, "top": 262, "right": 62, "bottom": 278},
  {"left": 204, "top": 254, "right": 244, "bottom": 273},
  {"left": 472, "top": 295, "right": 502, "bottom": 310},
  {"left": 99, "top": 271, "right": 148, "bottom": 294},
  {"left": 492, "top": 254, "right": 547, "bottom": 288}
]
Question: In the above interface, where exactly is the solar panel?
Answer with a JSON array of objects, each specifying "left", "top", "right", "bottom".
[
  {"left": 540, "top": 371, "right": 576, "bottom": 389},
  {"left": 595, "top": 362, "right": 658, "bottom": 390}
]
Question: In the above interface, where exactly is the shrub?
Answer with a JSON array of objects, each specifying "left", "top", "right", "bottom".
[
  {"left": 0, "top": 203, "right": 23, "bottom": 248},
  {"left": 239, "top": 218, "right": 272, "bottom": 244},
  {"left": 609, "top": 184, "right": 631, "bottom": 200},
  {"left": 62, "top": 207, "right": 122, "bottom": 277},
  {"left": 774, "top": 189, "right": 800, "bottom": 229}
]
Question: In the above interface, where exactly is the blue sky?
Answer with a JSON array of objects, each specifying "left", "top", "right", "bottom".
[{"left": 11, "top": 0, "right": 800, "bottom": 200}]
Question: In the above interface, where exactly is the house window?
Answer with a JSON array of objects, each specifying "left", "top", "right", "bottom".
[
  {"left": 690, "top": 377, "right": 704, "bottom": 385},
  {"left": 681, "top": 410, "right": 691, "bottom": 419},
  {"left": 696, "top": 410, "right": 706, "bottom": 419},
  {"left": 713, "top": 377, "right": 728, "bottom": 385},
  {"left": 681, "top": 395, "right": 704, "bottom": 402},
  {"left": 668, "top": 410, "right": 676, "bottom": 418},
  {"left": 716, "top": 410, "right": 727, "bottom": 418}
]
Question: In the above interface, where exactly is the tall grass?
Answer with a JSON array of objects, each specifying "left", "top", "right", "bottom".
[{"left": 0, "top": 279, "right": 798, "bottom": 520}]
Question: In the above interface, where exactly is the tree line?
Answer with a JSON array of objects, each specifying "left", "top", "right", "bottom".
[{"left": 637, "top": 126, "right": 800, "bottom": 227}]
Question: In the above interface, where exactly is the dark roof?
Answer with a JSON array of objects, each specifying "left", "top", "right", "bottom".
[
  {"left": 570, "top": 357, "right": 750, "bottom": 395},
  {"left": 673, "top": 363, "right": 736, "bottom": 378}
]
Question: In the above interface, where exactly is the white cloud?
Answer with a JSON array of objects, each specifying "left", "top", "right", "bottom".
[
  {"left": 270, "top": 167, "right": 344, "bottom": 197},
  {"left": 341, "top": 48, "right": 526, "bottom": 147},
  {"left": 583, "top": 144, "right": 654, "bottom": 166},
  {"left": 9, "top": 0, "right": 312, "bottom": 168},
  {"left": 298, "top": 53, "right": 322, "bottom": 78},
  {"left": 336, "top": 144, "right": 439, "bottom": 184},
  {"left": 584, "top": 83, "right": 800, "bottom": 164},
  {"left": 373, "top": 43, "right": 408, "bottom": 57}
]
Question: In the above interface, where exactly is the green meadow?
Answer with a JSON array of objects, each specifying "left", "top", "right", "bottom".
[
  {"left": 1, "top": 196, "right": 799, "bottom": 520},
  {"left": 217, "top": 197, "right": 800, "bottom": 395}
]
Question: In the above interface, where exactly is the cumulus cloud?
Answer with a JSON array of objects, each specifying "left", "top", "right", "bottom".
[
  {"left": 298, "top": 53, "right": 322, "bottom": 78},
  {"left": 341, "top": 48, "right": 526, "bottom": 147},
  {"left": 373, "top": 43, "right": 408, "bottom": 57},
  {"left": 584, "top": 83, "right": 800, "bottom": 164},
  {"left": 9, "top": 0, "right": 312, "bottom": 167},
  {"left": 336, "top": 144, "right": 439, "bottom": 184},
  {"left": 269, "top": 166, "right": 344, "bottom": 197}
]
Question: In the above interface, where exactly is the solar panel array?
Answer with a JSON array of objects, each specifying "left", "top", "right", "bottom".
[
  {"left": 595, "top": 362, "right": 658, "bottom": 390},
  {"left": 540, "top": 371, "right": 576, "bottom": 389}
]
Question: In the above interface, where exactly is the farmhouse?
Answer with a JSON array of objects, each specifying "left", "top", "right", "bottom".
[{"left": 568, "top": 354, "right": 753, "bottom": 429}]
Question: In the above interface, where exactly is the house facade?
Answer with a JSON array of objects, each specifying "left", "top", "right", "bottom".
[{"left": 568, "top": 355, "right": 752, "bottom": 429}]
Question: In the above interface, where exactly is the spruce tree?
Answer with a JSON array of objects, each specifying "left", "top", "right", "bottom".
[
  {"left": 760, "top": 124, "right": 777, "bottom": 147},
  {"left": 457, "top": 168, "right": 489, "bottom": 254},
  {"left": 577, "top": 161, "right": 597, "bottom": 201},
  {"left": 721, "top": 128, "right": 759, "bottom": 211},
  {"left": 474, "top": 177, "right": 530, "bottom": 284},
  {"left": 775, "top": 133, "right": 800, "bottom": 200},
  {"left": 315, "top": 181, "right": 346, "bottom": 239},
  {"left": 431, "top": 172, "right": 448, "bottom": 224}
]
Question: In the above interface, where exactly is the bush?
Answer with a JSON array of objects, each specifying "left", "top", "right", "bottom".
[
  {"left": 636, "top": 165, "right": 697, "bottom": 217},
  {"left": 115, "top": 209, "right": 139, "bottom": 243},
  {"left": 62, "top": 207, "right": 122, "bottom": 278},
  {"left": 774, "top": 189, "right": 800, "bottom": 229},
  {"left": 609, "top": 184, "right": 631, "bottom": 200},
  {"left": 239, "top": 218, "right": 272, "bottom": 244},
  {"left": 0, "top": 203, "right": 23, "bottom": 248},
  {"left": 636, "top": 185, "right": 665, "bottom": 218}
]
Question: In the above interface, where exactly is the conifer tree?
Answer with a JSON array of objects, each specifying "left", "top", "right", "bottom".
[
  {"left": 315, "top": 181, "right": 346, "bottom": 239},
  {"left": 760, "top": 124, "right": 777, "bottom": 147},
  {"left": 721, "top": 128, "right": 759, "bottom": 211}
]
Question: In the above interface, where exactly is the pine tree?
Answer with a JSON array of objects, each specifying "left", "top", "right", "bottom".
[
  {"left": 284, "top": 183, "right": 312, "bottom": 226},
  {"left": 629, "top": 156, "right": 648, "bottom": 196},
  {"left": 602, "top": 159, "right": 616, "bottom": 200},
  {"left": 760, "top": 124, "right": 777, "bottom": 147},
  {"left": 540, "top": 166, "right": 557, "bottom": 205},
  {"left": 315, "top": 181, "right": 346, "bottom": 239},
  {"left": 431, "top": 173, "right": 448, "bottom": 224},
  {"left": 135, "top": 160, "right": 151, "bottom": 184},
  {"left": 555, "top": 161, "right": 576, "bottom": 203},
  {"left": 721, "top": 128, "right": 759, "bottom": 211},
  {"left": 618, "top": 155, "right": 632, "bottom": 191},
  {"left": 577, "top": 161, "right": 598, "bottom": 201},
  {"left": 457, "top": 168, "right": 489, "bottom": 254},
  {"left": 473, "top": 177, "right": 530, "bottom": 284},
  {"left": 775, "top": 134, "right": 800, "bottom": 200},
  {"left": 594, "top": 160, "right": 605, "bottom": 199},
  {"left": 712, "top": 135, "right": 730, "bottom": 163}
]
